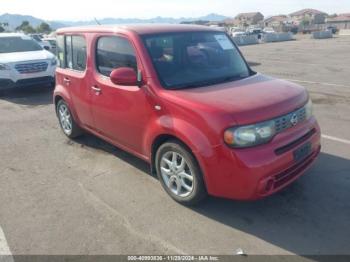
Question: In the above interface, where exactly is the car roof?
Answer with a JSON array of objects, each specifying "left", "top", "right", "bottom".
[
  {"left": 56, "top": 24, "right": 223, "bottom": 35},
  {"left": 0, "top": 33, "right": 27, "bottom": 38}
]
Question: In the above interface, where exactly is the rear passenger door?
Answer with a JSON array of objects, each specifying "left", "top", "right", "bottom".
[{"left": 56, "top": 35, "right": 94, "bottom": 128}]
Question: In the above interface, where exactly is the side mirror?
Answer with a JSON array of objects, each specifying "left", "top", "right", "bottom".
[
  {"left": 43, "top": 46, "right": 50, "bottom": 51},
  {"left": 110, "top": 67, "right": 138, "bottom": 86}
]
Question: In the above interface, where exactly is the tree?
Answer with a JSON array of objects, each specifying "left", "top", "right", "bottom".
[
  {"left": 0, "top": 26, "right": 5, "bottom": 33},
  {"left": 37, "top": 22, "right": 52, "bottom": 33},
  {"left": 15, "top": 21, "right": 36, "bottom": 34}
]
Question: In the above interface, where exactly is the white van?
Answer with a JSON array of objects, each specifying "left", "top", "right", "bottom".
[{"left": 0, "top": 33, "right": 56, "bottom": 93}]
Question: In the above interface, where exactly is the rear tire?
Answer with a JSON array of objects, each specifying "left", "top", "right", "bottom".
[
  {"left": 155, "top": 140, "right": 207, "bottom": 205},
  {"left": 56, "top": 99, "right": 83, "bottom": 138}
]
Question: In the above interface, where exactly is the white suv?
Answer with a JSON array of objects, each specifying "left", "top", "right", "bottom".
[{"left": 0, "top": 33, "right": 56, "bottom": 93}]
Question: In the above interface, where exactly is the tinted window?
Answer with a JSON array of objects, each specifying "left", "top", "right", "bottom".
[
  {"left": 56, "top": 35, "right": 64, "bottom": 68},
  {"left": 65, "top": 36, "right": 73, "bottom": 69},
  {"left": 143, "top": 32, "right": 252, "bottom": 89},
  {"left": 72, "top": 36, "right": 87, "bottom": 71},
  {"left": 0, "top": 36, "right": 42, "bottom": 53},
  {"left": 65, "top": 35, "right": 87, "bottom": 71},
  {"left": 96, "top": 36, "right": 137, "bottom": 77}
]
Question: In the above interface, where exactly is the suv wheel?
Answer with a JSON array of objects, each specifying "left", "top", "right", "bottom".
[
  {"left": 56, "top": 99, "right": 83, "bottom": 138},
  {"left": 155, "top": 140, "right": 207, "bottom": 205}
]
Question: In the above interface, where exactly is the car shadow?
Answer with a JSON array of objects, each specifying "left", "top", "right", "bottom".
[
  {"left": 190, "top": 152, "right": 350, "bottom": 255},
  {"left": 0, "top": 86, "right": 53, "bottom": 106},
  {"left": 73, "top": 133, "right": 152, "bottom": 177},
  {"left": 68, "top": 132, "right": 350, "bottom": 255}
]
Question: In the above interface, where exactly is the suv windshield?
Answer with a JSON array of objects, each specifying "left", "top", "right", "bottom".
[
  {"left": 143, "top": 31, "right": 252, "bottom": 89},
  {"left": 0, "top": 36, "right": 43, "bottom": 53}
]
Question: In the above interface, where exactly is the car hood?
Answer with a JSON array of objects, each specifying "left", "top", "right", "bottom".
[
  {"left": 162, "top": 74, "right": 308, "bottom": 125},
  {"left": 0, "top": 50, "right": 54, "bottom": 63}
]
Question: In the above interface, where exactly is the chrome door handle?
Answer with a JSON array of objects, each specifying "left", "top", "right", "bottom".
[
  {"left": 91, "top": 85, "right": 101, "bottom": 94},
  {"left": 63, "top": 77, "right": 71, "bottom": 84}
]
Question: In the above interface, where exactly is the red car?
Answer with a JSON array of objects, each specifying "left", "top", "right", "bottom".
[{"left": 54, "top": 25, "right": 321, "bottom": 205}]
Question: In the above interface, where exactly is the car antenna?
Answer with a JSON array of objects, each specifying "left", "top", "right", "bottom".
[{"left": 94, "top": 17, "right": 101, "bottom": 25}]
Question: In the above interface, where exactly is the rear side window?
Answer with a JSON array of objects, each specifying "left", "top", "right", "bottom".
[
  {"left": 64, "top": 35, "right": 87, "bottom": 71},
  {"left": 72, "top": 36, "right": 87, "bottom": 71},
  {"left": 96, "top": 36, "right": 137, "bottom": 77},
  {"left": 56, "top": 35, "right": 64, "bottom": 68}
]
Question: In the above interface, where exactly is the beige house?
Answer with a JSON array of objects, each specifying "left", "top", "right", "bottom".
[
  {"left": 264, "top": 15, "right": 288, "bottom": 31},
  {"left": 290, "top": 9, "right": 327, "bottom": 26},
  {"left": 326, "top": 13, "right": 350, "bottom": 29},
  {"left": 235, "top": 12, "right": 264, "bottom": 27}
]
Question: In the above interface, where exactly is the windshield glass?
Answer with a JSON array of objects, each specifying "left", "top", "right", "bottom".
[
  {"left": 143, "top": 31, "right": 252, "bottom": 89},
  {"left": 0, "top": 36, "right": 43, "bottom": 53}
]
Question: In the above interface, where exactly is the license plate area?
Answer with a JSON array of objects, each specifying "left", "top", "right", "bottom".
[{"left": 293, "top": 142, "right": 312, "bottom": 162}]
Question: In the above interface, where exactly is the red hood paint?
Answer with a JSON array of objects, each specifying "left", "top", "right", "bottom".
[{"left": 162, "top": 74, "right": 308, "bottom": 125}]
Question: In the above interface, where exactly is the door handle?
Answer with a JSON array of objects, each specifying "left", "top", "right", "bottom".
[
  {"left": 91, "top": 85, "right": 101, "bottom": 94},
  {"left": 63, "top": 77, "right": 71, "bottom": 84}
]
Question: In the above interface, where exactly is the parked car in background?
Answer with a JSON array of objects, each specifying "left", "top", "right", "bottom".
[
  {"left": 54, "top": 25, "right": 320, "bottom": 205},
  {"left": 30, "top": 34, "right": 52, "bottom": 51},
  {"left": 326, "top": 26, "right": 338, "bottom": 34},
  {"left": 230, "top": 28, "right": 246, "bottom": 37},
  {"left": 0, "top": 33, "right": 56, "bottom": 94},
  {"left": 43, "top": 37, "right": 57, "bottom": 54},
  {"left": 263, "top": 27, "right": 275, "bottom": 33},
  {"left": 246, "top": 28, "right": 263, "bottom": 39}
]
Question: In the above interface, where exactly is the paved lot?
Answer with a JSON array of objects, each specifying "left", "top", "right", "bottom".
[{"left": 0, "top": 36, "right": 349, "bottom": 256}]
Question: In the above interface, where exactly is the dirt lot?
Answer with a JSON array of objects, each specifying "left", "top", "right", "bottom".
[{"left": 0, "top": 36, "right": 349, "bottom": 256}]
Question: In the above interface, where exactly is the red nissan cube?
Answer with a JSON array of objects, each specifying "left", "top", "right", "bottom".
[{"left": 54, "top": 24, "right": 321, "bottom": 205}]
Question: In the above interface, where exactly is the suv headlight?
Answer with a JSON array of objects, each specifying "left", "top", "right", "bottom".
[
  {"left": 224, "top": 120, "right": 276, "bottom": 148},
  {"left": 305, "top": 99, "right": 313, "bottom": 119},
  {"left": 0, "top": 63, "right": 11, "bottom": 70},
  {"left": 51, "top": 58, "right": 57, "bottom": 66}
]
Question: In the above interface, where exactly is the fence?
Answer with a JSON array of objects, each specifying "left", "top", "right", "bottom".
[
  {"left": 262, "top": 33, "right": 294, "bottom": 43},
  {"left": 232, "top": 35, "right": 259, "bottom": 46},
  {"left": 312, "top": 30, "right": 333, "bottom": 39}
]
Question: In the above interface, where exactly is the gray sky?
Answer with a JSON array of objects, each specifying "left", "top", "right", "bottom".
[{"left": 2, "top": 0, "right": 350, "bottom": 21}]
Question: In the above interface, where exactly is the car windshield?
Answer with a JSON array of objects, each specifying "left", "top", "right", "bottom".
[
  {"left": 143, "top": 31, "right": 253, "bottom": 89},
  {"left": 0, "top": 36, "right": 43, "bottom": 53}
]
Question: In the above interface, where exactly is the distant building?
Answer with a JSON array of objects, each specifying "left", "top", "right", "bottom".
[
  {"left": 326, "top": 13, "right": 350, "bottom": 29},
  {"left": 235, "top": 12, "right": 264, "bottom": 27},
  {"left": 263, "top": 15, "right": 289, "bottom": 31},
  {"left": 290, "top": 9, "right": 327, "bottom": 26}
]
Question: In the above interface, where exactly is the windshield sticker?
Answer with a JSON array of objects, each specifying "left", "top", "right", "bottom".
[{"left": 214, "top": 35, "right": 234, "bottom": 50}]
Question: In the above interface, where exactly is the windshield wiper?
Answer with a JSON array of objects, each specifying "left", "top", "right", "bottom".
[{"left": 172, "top": 75, "right": 247, "bottom": 90}]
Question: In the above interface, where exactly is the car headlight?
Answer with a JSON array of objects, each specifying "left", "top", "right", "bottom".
[
  {"left": 305, "top": 99, "right": 313, "bottom": 119},
  {"left": 51, "top": 58, "right": 57, "bottom": 66},
  {"left": 224, "top": 120, "right": 276, "bottom": 148},
  {"left": 0, "top": 63, "right": 11, "bottom": 70}
]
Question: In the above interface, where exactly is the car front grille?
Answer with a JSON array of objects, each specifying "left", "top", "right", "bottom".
[
  {"left": 15, "top": 62, "right": 48, "bottom": 74},
  {"left": 274, "top": 106, "right": 307, "bottom": 133}
]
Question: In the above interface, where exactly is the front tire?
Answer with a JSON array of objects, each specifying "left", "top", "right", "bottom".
[
  {"left": 56, "top": 99, "right": 83, "bottom": 138},
  {"left": 155, "top": 140, "right": 207, "bottom": 205}
]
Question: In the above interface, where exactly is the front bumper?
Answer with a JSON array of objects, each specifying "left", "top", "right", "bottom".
[
  {"left": 0, "top": 76, "right": 55, "bottom": 90},
  {"left": 199, "top": 117, "right": 321, "bottom": 200}
]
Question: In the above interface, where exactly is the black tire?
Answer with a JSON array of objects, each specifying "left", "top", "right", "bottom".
[
  {"left": 155, "top": 140, "right": 207, "bottom": 205},
  {"left": 56, "top": 99, "right": 83, "bottom": 138}
]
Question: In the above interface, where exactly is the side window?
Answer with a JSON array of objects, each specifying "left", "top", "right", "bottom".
[
  {"left": 72, "top": 36, "right": 87, "bottom": 71},
  {"left": 96, "top": 36, "right": 137, "bottom": 77},
  {"left": 65, "top": 36, "right": 73, "bottom": 69},
  {"left": 56, "top": 35, "right": 65, "bottom": 68},
  {"left": 65, "top": 35, "right": 87, "bottom": 71}
]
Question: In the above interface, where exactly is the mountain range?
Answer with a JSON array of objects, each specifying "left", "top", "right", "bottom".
[{"left": 0, "top": 13, "right": 230, "bottom": 30}]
